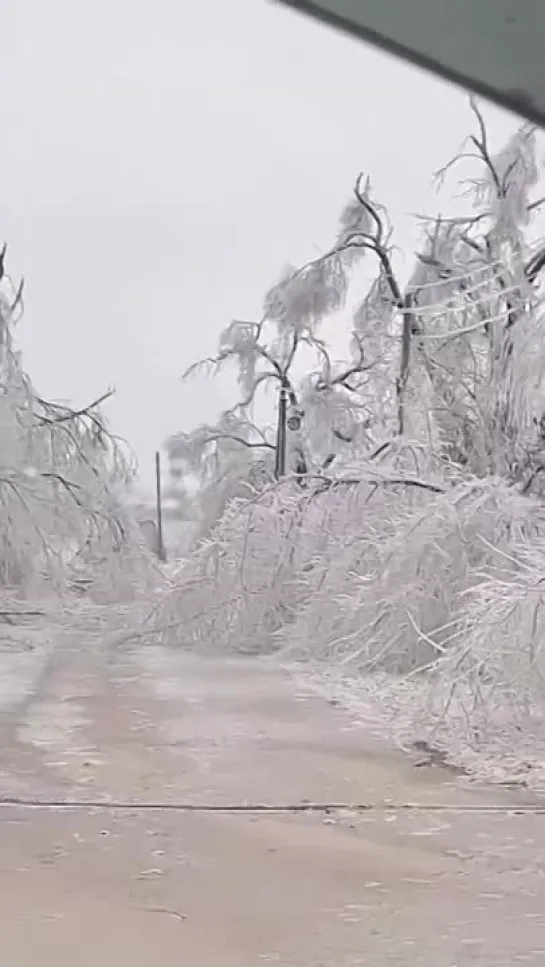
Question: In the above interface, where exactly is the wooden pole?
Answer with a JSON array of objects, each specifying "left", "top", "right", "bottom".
[{"left": 155, "top": 450, "right": 167, "bottom": 562}]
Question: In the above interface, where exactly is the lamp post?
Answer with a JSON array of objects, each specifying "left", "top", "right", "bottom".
[
  {"left": 274, "top": 384, "right": 288, "bottom": 478},
  {"left": 275, "top": 383, "right": 306, "bottom": 480}
]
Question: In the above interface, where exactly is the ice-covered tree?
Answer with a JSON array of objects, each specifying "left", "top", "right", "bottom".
[
  {"left": 403, "top": 99, "right": 545, "bottom": 486},
  {"left": 0, "top": 246, "right": 157, "bottom": 599},
  {"left": 153, "top": 103, "right": 545, "bottom": 776},
  {"left": 165, "top": 175, "right": 406, "bottom": 538},
  {"left": 169, "top": 98, "right": 545, "bottom": 511}
]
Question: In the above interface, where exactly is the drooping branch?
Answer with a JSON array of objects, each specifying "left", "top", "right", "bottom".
[
  {"left": 191, "top": 431, "right": 275, "bottom": 452},
  {"left": 316, "top": 473, "right": 445, "bottom": 495},
  {"left": 35, "top": 389, "right": 115, "bottom": 425}
]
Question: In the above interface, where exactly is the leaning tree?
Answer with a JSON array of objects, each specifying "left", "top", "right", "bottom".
[{"left": 170, "top": 99, "right": 545, "bottom": 507}]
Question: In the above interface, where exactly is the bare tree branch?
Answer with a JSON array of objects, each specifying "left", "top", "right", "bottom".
[
  {"left": 354, "top": 173, "right": 385, "bottom": 244},
  {"left": 10, "top": 277, "right": 24, "bottom": 317},
  {"left": 468, "top": 96, "right": 503, "bottom": 198}
]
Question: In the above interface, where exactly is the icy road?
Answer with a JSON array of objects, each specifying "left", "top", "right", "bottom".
[{"left": 0, "top": 612, "right": 544, "bottom": 966}]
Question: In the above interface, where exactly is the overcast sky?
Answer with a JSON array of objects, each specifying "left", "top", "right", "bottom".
[{"left": 1, "top": 0, "right": 523, "bottom": 490}]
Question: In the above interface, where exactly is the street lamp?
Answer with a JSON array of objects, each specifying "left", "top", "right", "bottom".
[
  {"left": 287, "top": 411, "right": 303, "bottom": 432},
  {"left": 274, "top": 385, "right": 288, "bottom": 478},
  {"left": 274, "top": 385, "right": 306, "bottom": 478}
]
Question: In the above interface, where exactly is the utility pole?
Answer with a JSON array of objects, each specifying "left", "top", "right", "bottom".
[
  {"left": 154, "top": 450, "right": 167, "bottom": 562},
  {"left": 274, "top": 384, "right": 288, "bottom": 478}
]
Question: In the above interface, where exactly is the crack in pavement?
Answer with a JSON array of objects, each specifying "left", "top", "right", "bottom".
[{"left": 1, "top": 797, "right": 545, "bottom": 813}]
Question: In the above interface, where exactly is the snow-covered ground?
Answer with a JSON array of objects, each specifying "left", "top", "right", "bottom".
[
  {"left": 296, "top": 663, "right": 545, "bottom": 794},
  {"left": 0, "top": 608, "right": 59, "bottom": 714},
  {"left": 4, "top": 595, "right": 545, "bottom": 799},
  {"left": 3, "top": 637, "right": 545, "bottom": 966}
]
